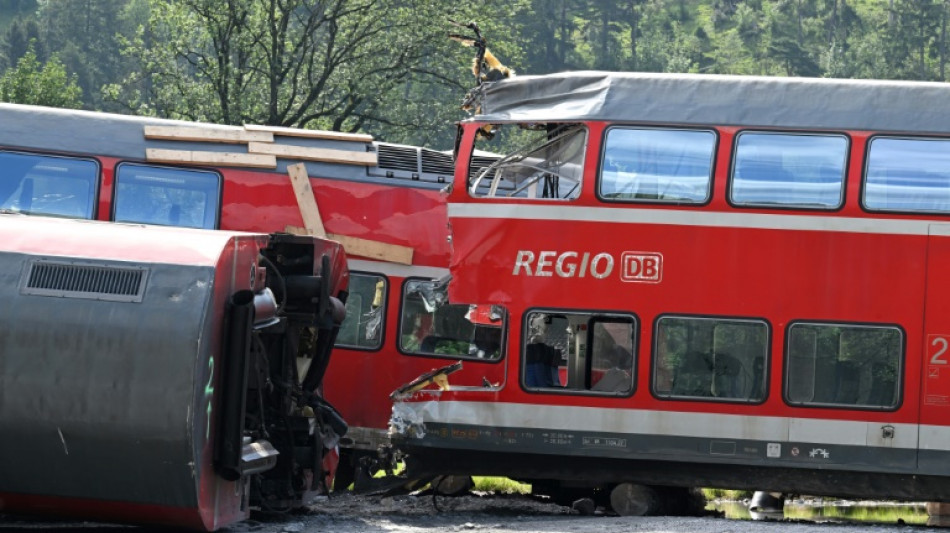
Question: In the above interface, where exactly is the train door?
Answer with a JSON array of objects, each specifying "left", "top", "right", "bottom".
[{"left": 920, "top": 225, "right": 950, "bottom": 475}]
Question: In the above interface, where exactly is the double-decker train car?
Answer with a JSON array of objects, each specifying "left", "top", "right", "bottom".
[
  {"left": 0, "top": 214, "right": 348, "bottom": 530},
  {"left": 389, "top": 71, "right": 950, "bottom": 511},
  {"left": 0, "top": 103, "right": 504, "bottom": 496}
]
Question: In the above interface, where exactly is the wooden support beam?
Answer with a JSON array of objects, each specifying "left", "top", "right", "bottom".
[
  {"left": 144, "top": 125, "right": 273, "bottom": 143},
  {"left": 287, "top": 163, "right": 327, "bottom": 237},
  {"left": 285, "top": 226, "right": 414, "bottom": 266},
  {"left": 284, "top": 162, "right": 413, "bottom": 265},
  {"left": 145, "top": 148, "right": 276, "bottom": 169},
  {"left": 248, "top": 142, "right": 377, "bottom": 166},
  {"left": 244, "top": 123, "right": 373, "bottom": 143}
]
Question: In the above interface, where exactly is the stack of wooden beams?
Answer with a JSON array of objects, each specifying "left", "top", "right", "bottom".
[{"left": 143, "top": 123, "right": 377, "bottom": 168}]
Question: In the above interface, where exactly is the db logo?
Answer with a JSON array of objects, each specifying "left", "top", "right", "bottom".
[{"left": 621, "top": 252, "right": 663, "bottom": 283}]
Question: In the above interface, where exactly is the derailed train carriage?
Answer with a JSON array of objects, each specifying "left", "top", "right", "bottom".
[
  {"left": 0, "top": 214, "right": 348, "bottom": 530},
  {"left": 389, "top": 72, "right": 950, "bottom": 512}
]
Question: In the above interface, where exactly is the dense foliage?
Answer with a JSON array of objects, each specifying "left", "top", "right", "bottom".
[{"left": 2, "top": 0, "right": 949, "bottom": 148}]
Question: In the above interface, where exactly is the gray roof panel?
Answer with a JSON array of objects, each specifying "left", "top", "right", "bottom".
[{"left": 474, "top": 71, "right": 950, "bottom": 134}]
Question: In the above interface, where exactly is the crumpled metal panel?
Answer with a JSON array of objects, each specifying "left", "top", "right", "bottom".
[{"left": 476, "top": 71, "right": 950, "bottom": 134}]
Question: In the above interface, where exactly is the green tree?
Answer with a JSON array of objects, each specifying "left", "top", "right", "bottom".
[
  {"left": 0, "top": 45, "right": 82, "bottom": 107},
  {"left": 3, "top": 18, "right": 44, "bottom": 67},
  {"left": 38, "top": 0, "right": 137, "bottom": 109},
  {"left": 105, "top": 0, "right": 523, "bottom": 146}
]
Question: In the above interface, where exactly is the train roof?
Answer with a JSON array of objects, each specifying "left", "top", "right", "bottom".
[
  {"left": 473, "top": 71, "right": 950, "bottom": 135},
  {"left": 0, "top": 212, "right": 267, "bottom": 266},
  {"left": 0, "top": 102, "right": 458, "bottom": 187}
]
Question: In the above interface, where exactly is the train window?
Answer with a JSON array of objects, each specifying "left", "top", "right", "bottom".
[
  {"left": 113, "top": 163, "right": 221, "bottom": 229},
  {"left": 599, "top": 127, "right": 715, "bottom": 203},
  {"left": 522, "top": 310, "right": 636, "bottom": 395},
  {"left": 864, "top": 137, "right": 950, "bottom": 213},
  {"left": 730, "top": 132, "right": 848, "bottom": 209},
  {"left": 653, "top": 316, "right": 768, "bottom": 402},
  {"left": 335, "top": 273, "right": 386, "bottom": 350},
  {"left": 786, "top": 322, "right": 902, "bottom": 410},
  {"left": 0, "top": 151, "right": 98, "bottom": 219},
  {"left": 399, "top": 278, "right": 505, "bottom": 361},
  {"left": 468, "top": 124, "right": 586, "bottom": 200}
]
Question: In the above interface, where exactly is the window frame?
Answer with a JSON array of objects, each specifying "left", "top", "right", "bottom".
[
  {"left": 396, "top": 276, "right": 506, "bottom": 363},
  {"left": 861, "top": 134, "right": 950, "bottom": 216},
  {"left": 783, "top": 320, "right": 904, "bottom": 412},
  {"left": 520, "top": 307, "right": 639, "bottom": 398},
  {"left": 112, "top": 161, "right": 223, "bottom": 229},
  {"left": 596, "top": 125, "right": 718, "bottom": 206},
  {"left": 727, "top": 130, "right": 850, "bottom": 212},
  {"left": 467, "top": 123, "right": 588, "bottom": 201},
  {"left": 651, "top": 313, "right": 771, "bottom": 404},
  {"left": 334, "top": 271, "right": 388, "bottom": 352},
  {"left": 0, "top": 149, "right": 100, "bottom": 220}
]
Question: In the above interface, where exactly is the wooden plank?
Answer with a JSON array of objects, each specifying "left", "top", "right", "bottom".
[
  {"left": 145, "top": 148, "right": 276, "bottom": 169},
  {"left": 248, "top": 141, "right": 377, "bottom": 166},
  {"left": 144, "top": 125, "right": 273, "bottom": 144},
  {"left": 244, "top": 123, "right": 373, "bottom": 143},
  {"left": 285, "top": 225, "right": 414, "bottom": 265},
  {"left": 286, "top": 163, "right": 327, "bottom": 237}
]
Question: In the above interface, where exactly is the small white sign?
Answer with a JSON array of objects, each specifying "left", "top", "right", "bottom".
[{"left": 767, "top": 442, "right": 781, "bottom": 458}]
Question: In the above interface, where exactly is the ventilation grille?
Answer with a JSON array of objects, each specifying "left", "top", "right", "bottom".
[
  {"left": 22, "top": 260, "right": 148, "bottom": 302},
  {"left": 420, "top": 149, "right": 454, "bottom": 176},
  {"left": 369, "top": 143, "right": 453, "bottom": 184},
  {"left": 376, "top": 144, "right": 419, "bottom": 172}
]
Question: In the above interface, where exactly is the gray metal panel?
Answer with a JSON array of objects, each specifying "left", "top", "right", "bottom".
[
  {"left": 476, "top": 71, "right": 950, "bottom": 134},
  {"left": 409, "top": 422, "right": 922, "bottom": 475},
  {"left": 0, "top": 253, "right": 215, "bottom": 507},
  {"left": 0, "top": 103, "right": 443, "bottom": 190}
]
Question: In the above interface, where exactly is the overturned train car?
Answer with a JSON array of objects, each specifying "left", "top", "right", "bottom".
[{"left": 0, "top": 214, "right": 348, "bottom": 530}]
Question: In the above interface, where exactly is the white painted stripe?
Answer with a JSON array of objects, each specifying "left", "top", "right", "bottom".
[
  {"left": 919, "top": 424, "right": 950, "bottom": 450},
  {"left": 402, "top": 400, "right": 928, "bottom": 450},
  {"left": 347, "top": 259, "right": 448, "bottom": 279},
  {"left": 447, "top": 203, "right": 939, "bottom": 236}
]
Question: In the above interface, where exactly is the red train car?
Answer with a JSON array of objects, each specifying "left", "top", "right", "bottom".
[
  {"left": 0, "top": 103, "right": 501, "bottom": 523},
  {"left": 0, "top": 214, "right": 348, "bottom": 530},
  {"left": 390, "top": 72, "right": 950, "bottom": 510}
]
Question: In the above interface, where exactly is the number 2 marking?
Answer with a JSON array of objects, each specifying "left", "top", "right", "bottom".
[{"left": 931, "top": 336, "right": 949, "bottom": 365}]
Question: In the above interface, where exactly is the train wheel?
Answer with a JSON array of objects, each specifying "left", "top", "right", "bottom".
[
  {"left": 432, "top": 475, "right": 475, "bottom": 496},
  {"left": 609, "top": 483, "right": 661, "bottom": 516}
]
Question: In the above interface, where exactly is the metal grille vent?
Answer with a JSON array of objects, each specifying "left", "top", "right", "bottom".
[
  {"left": 22, "top": 260, "right": 148, "bottom": 302},
  {"left": 376, "top": 144, "right": 419, "bottom": 172},
  {"left": 420, "top": 149, "right": 453, "bottom": 176}
]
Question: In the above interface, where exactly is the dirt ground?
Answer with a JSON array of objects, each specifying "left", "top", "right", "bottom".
[
  {"left": 223, "top": 492, "right": 950, "bottom": 533},
  {"left": 2, "top": 492, "right": 948, "bottom": 532}
]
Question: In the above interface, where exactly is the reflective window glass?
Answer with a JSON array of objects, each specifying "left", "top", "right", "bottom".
[
  {"left": 654, "top": 316, "right": 768, "bottom": 402},
  {"left": 335, "top": 273, "right": 386, "bottom": 350},
  {"left": 786, "top": 322, "right": 901, "bottom": 409},
  {"left": 0, "top": 151, "right": 98, "bottom": 219},
  {"left": 523, "top": 310, "right": 636, "bottom": 395},
  {"left": 864, "top": 137, "right": 950, "bottom": 213},
  {"left": 114, "top": 163, "right": 220, "bottom": 229},
  {"left": 731, "top": 132, "right": 848, "bottom": 209},
  {"left": 600, "top": 128, "right": 715, "bottom": 203}
]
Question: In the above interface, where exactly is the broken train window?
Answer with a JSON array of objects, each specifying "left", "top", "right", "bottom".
[
  {"left": 468, "top": 124, "right": 586, "bottom": 200},
  {"left": 400, "top": 278, "right": 505, "bottom": 361},
  {"left": 335, "top": 272, "right": 386, "bottom": 350}
]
